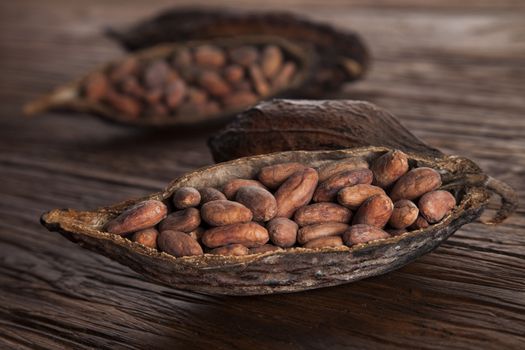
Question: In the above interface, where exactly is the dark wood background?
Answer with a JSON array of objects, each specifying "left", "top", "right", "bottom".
[{"left": 1, "top": 0, "right": 524, "bottom": 349}]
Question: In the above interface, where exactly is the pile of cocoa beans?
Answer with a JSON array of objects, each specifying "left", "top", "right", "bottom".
[
  {"left": 82, "top": 44, "right": 297, "bottom": 119},
  {"left": 104, "top": 150, "right": 457, "bottom": 257}
]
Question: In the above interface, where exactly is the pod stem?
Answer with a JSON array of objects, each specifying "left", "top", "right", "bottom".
[{"left": 442, "top": 174, "right": 518, "bottom": 225}]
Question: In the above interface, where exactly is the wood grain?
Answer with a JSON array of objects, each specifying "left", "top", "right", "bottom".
[{"left": 0, "top": 0, "right": 524, "bottom": 349}]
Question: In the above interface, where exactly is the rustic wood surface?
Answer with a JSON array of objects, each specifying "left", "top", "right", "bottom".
[{"left": 0, "top": 0, "right": 524, "bottom": 349}]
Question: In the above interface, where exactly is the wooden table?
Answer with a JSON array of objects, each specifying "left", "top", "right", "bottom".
[{"left": 1, "top": 1, "right": 524, "bottom": 349}]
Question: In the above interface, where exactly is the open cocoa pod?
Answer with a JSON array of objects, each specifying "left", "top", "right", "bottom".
[
  {"left": 41, "top": 145, "right": 516, "bottom": 295},
  {"left": 107, "top": 8, "right": 370, "bottom": 96},
  {"left": 24, "top": 37, "right": 312, "bottom": 127}
]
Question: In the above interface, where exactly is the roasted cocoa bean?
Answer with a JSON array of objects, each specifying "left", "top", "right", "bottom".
[
  {"left": 297, "top": 222, "right": 349, "bottom": 245},
  {"left": 210, "top": 244, "right": 249, "bottom": 256},
  {"left": 274, "top": 167, "right": 319, "bottom": 218},
  {"left": 194, "top": 45, "right": 226, "bottom": 68},
  {"left": 143, "top": 60, "right": 172, "bottom": 89},
  {"left": 109, "top": 57, "right": 139, "bottom": 83},
  {"left": 390, "top": 167, "right": 442, "bottom": 202},
  {"left": 249, "top": 64, "right": 270, "bottom": 96},
  {"left": 352, "top": 194, "right": 393, "bottom": 228},
  {"left": 202, "top": 222, "right": 269, "bottom": 248},
  {"left": 235, "top": 186, "right": 277, "bottom": 222},
  {"left": 105, "top": 200, "right": 167, "bottom": 235},
  {"left": 229, "top": 46, "right": 259, "bottom": 67},
  {"left": 261, "top": 45, "right": 283, "bottom": 78},
  {"left": 389, "top": 199, "right": 419, "bottom": 229},
  {"left": 104, "top": 89, "right": 142, "bottom": 118},
  {"left": 371, "top": 150, "right": 409, "bottom": 188},
  {"left": 222, "top": 179, "right": 267, "bottom": 199},
  {"left": 266, "top": 217, "right": 298, "bottom": 248},
  {"left": 165, "top": 80, "right": 187, "bottom": 109},
  {"left": 198, "top": 187, "right": 227, "bottom": 203},
  {"left": 303, "top": 236, "right": 344, "bottom": 249},
  {"left": 313, "top": 168, "right": 373, "bottom": 202},
  {"left": 257, "top": 162, "right": 306, "bottom": 189},
  {"left": 317, "top": 158, "right": 370, "bottom": 182},
  {"left": 222, "top": 91, "right": 258, "bottom": 110},
  {"left": 418, "top": 190, "right": 456, "bottom": 223},
  {"left": 272, "top": 62, "right": 296, "bottom": 89},
  {"left": 294, "top": 202, "right": 352, "bottom": 227},
  {"left": 159, "top": 208, "right": 201, "bottom": 233},
  {"left": 224, "top": 65, "right": 245, "bottom": 84},
  {"left": 131, "top": 227, "right": 159, "bottom": 249},
  {"left": 342, "top": 224, "right": 390, "bottom": 246},
  {"left": 172, "top": 187, "right": 201, "bottom": 209},
  {"left": 199, "top": 71, "right": 231, "bottom": 97},
  {"left": 337, "top": 184, "right": 385, "bottom": 210},
  {"left": 157, "top": 230, "right": 203, "bottom": 257},
  {"left": 201, "top": 200, "right": 253, "bottom": 226}
]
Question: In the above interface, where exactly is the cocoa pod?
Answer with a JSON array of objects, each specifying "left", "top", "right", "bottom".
[
  {"left": 313, "top": 168, "right": 373, "bottom": 202},
  {"left": 158, "top": 230, "right": 203, "bottom": 257},
  {"left": 303, "top": 236, "right": 343, "bottom": 249},
  {"left": 266, "top": 217, "right": 298, "bottom": 248},
  {"left": 390, "top": 167, "right": 442, "bottom": 202},
  {"left": 337, "top": 184, "right": 386, "bottom": 210},
  {"left": 202, "top": 222, "right": 269, "bottom": 248},
  {"left": 389, "top": 200, "right": 419, "bottom": 229},
  {"left": 371, "top": 150, "right": 409, "bottom": 188},
  {"left": 159, "top": 208, "right": 201, "bottom": 233},
  {"left": 317, "top": 158, "right": 370, "bottom": 182},
  {"left": 198, "top": 187, "right": 227, "bottom": 204},
  {"left": 222, "top": 179, "right": 267, "bottom": 199},
  {"left": 274, "top": 167, "right": 318, "bottom": 218},
  {"left": 201, "top": 200, "right": 253, "bottom": 226},
  {"left": 172, "top": 187, "right": 201, "bottom": 209},
  {"left": 418, "top": 190, "right": 456, "bottom": 223},
  {"left": 235, "top": 186, "right": 277, "bottom": 222},
  {"left": 294, "top": 203, "right": 352, "bottom": 227},
  {"left": 297, "top": 222, "right": 349, "bottom": 245},
  {"left": 131, "top": 228, "right": 159, "bottom": 249},
  {"left": 210, "top": 244, "right": 249, "bottom": 256},
  {"left": 352, "top": 194, "right": 393, "bottom": 228},
  {"left": 249, "top": 244, "right": 283, "bottom": 254},
  {"left": 342, "top": 224, "right": 390, "bottom": 246},
  {"left": 257, "top": 162, "right": 306, "bottom": 188},
  {"left": 105, "top": 200, "right": 167, "bottom": 235}
]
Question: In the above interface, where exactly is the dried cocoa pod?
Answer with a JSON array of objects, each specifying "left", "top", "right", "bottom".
[
  {"left": 107, "top": 9, "right": 369, "bottom": 95},
  {"left": 390, "top": 167, "right": 442, "bottom": 202},
  {"left": 202, "top": 222, "right": 269, "bottom": 248},
  {"left": 198, "top": 187, "right": 227, "bottom": 204},
  {"left": 274, "top": 167, "right": 318, "bottom": 218},
  {"left": 294, "top": 203, "right": 352, "bottom": 227},
  {"left": 297, "top": 223, "right": 349, "bottom": 245},
  {"left": 201, "top": 200, "right": 253, "bottom": 226},
  {"left": 266, "top": 217, "right": 298, "bottom": 248},
  {"left": 303, "top": 236, "right": 344, "bottom": 249},
  {"left": 159, "top": 208, "right": 201, "bottom": 233},
  {"left": 222, "top": 179, "right": 267, "bottom": 199},
  {"left": 172, "top": 187, "right": 201, "bottom": 209},
  {"left": 352, "top": 194, "right": 394, "bottom": 228},
  {"left": 389, "top": 200, "right": 419, "bottom": 229},
  {"left": 343, "top": 224, "right": 390, "bottom": 246},
  {"left": 313, "top": 168, "right": 373, "bottom": 202},
  {"left": 371, "top": 150, "right": 409, "bottom": 188},
  {"left": 105, "top": 200, "right": 167, "bottom": 235},
  {"left": 337, "top": 184, "right": 386, "bottom": 210},
  {"left": 42, "top": 133, "right": 517, "bottom": 295},
  {"left": 257, "top": 162, "right": 306, "bottom": 189},
  {"left": 131, "top": 228, "right": 159, "bottom": 249},
  {"left": 249, "top": 244, "right": 283, "bottom": 254},
  {"left": 317, "top": 158, "right": 370, "bottom": 182},
  {"left": 157, "top": 230, "right": 203, "bottom": 257},
  {"left": 418, "top": 190, "right": 456, "bottom": 223},
  {"left": 210, "top": 244, "right": 249, "bottom": 256},
  {"left": 235, "top": 186, "right": 277, "bottom": 222}
]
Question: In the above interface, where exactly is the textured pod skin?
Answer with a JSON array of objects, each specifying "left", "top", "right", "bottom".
[
  {"left": 274, "top": 167, "right": 318, "bottom": 218},
  {"left": 294, "top": 202, "right": 352, "bottom": 227},
  {"left": 390, "top": 167, "right": 442, "bottom": 202},
  {"left": 313, "top": 168, "right": 373, "bottom": 202},
  {"left": 419, "top": 190, "right": 456, "bottom": 223},
  {"left": 297, "top": 223, "right": 349, "bottom": 245},
  {"left": 42, "top": 145, "right": 510, "bottom": 295},
  {"left": 257, "top": 162, "right": 306, "bottom": 188},
  {"left": 201, "top": 200, "right": 253, "bottom": 226},
  {"left": 235, "top": 186, "right": 277, "bottom": 222},
  {"left": 352, "top": 194, "right": 394, "bottom": 228},
  {"left": 159, "top": 208, "right": 201, "bottom": 233},
  {"left": 337, "top": 184, "right": 386, "bottom": 210},
  {"left": 157, "top": 230, "right": 203, "bottom": 257},
  {"left": 202, "top": 222, "right": 269, "bottom": 248},
  {"left": 105, "top": 200, "right": 167, "bottom": 235}
]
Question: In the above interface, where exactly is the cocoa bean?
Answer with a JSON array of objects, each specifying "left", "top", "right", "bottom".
[
  {"left": 235, "top": 186, "right": 277, "bottom": 222},
  {"left": 249, "top": 244, "right": 283, "bottom": 254},
  {"left": 200, "top": 200, "right": 253, "bottom": 226},
  {"left": 390, "top": 167, "right": 442, "bottom": 202},
  {"left": 257, "top": 162, "right": 306, "bottom": 188},
  {"left": 249, "top": 64, "right": 270, "bottom": 96},
  {"left": 316, "top": 158, "right": 370, "bottom": 182},
  {"left": 222, "top": 91, "right": 258, "bottom": 110},
  {"left": 143, "top": 60, "right": 172, "bottom": 89},
  {"left": 274, "top": 167, "right": 319, "bottom": 218},
  {"left": 157, "top": 230, "right": 203, "bottom": 257},
  {"left": 337, "top": 184, "right": 386, "bottom": 210},
  {"left": 105, "top": 200, "right": 167, "bottom": 235},
  {"left": 172, "top": 187, "right": 201, "bottom": 209},
  {"left": 313, "top": 168, "right": 373, "bottom": 202},
  {"left": 187, "top": 227, "right": 205, "bottom": 242},
  {"left": 210, "top": 244, "right": 249, "bottom": 256},
  {"left": 187, "top": 88, "right": 208, "bottom": 104},
  {"left": 342, "top": 224, "right": 390, "bottom": 246},
  {"left": 297, "top": 222, "right": 349, "bottom": 245},
  {"left": 410, "top": 216, "right": 430, "bottom": 230},
  {"left": 266, "top": 217, "right": 298, "bottom": 248},
  {"left": 303, "top": 236, "right": 343, "bottom": 249},
  {"left": 261, "top": 45, "right": 283, "bottom": 78},
  {"left": 84, "top": 72, "right": 109, "bottom": 102},
  {"left": 224, "top": 65, "right": 245, "bottom": 84},
  {"left": 109, "top": 57, "right": 139, "bottom": 83},
  {"left": 418, "top": 190, "right": 456, "bottom": 223},
  {"left": 159, "top": 208, "right": 200, "bottom": 233},
  {"left": 294, "top": 202, "right": 352, "bottom": 226},
  {"left": 120, "top": 76, "right": 145, "bottom": 99},
  {"left": 386, "top": 228, "right": 407, "bottom": 236},
  {"left": 352, "top": 194, "right": 393, "bottom": 228},
  {"left": 389, "top": 199, "right": 419, "bottom": 229},
  {"left": 202, "top": 222, "right": 269, "bottom": 248},
  {"left": 229, "top": 46, "right": 259, "bottom": 67},
  {"left": 199, "top": 71, "right": 231, "bottom": 97},
  {"left": 272, "top": 62, "right": 296, "bottom": 89},
  {"left": 131, "top": 227, "right": 159, "bottom": 249},
  {"left": 198, "top": 187, "right": 227, "bottom": 204},
  {"left": 222, "top": 179, "right": 267, "bottom": 199},
  {"left": 165, "top": 80, "right": 187, "bottom": 109},
  {"left": 104, "top": 89, "right": 142, "bottom": 118},
  {"left": 194, "top": 45, "right": 226, "bottom": 68},
  {"left": 371, "top": 150, "right": 409, "bottom": 188},
  {"left": 171, "top": 48, "right": 192, "bottom": 68}
]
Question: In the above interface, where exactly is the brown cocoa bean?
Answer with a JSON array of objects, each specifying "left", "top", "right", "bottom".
[
  {"left": 131, "top": 227, "right": 159, "bottom": 249},
  {"left": 418, "top": 190, "right": 456, "bottom": 223},
  {"left": 145, "top": 103, "right": 168, "bottom": 117},
  {"left": 274, "top": 167, "right": 319, "bottom": 218},
  {"left": 143, "top": 60, "right": 172, "bottom": 89},
  {"left": 171, "top": 48, "right": 192, "bottom": 68},
  {"left": 266, "top": 217, "right": 298, "bottom": 248},
  {"left": 249, "top": 244, "right": 283, "bottom": 254},
  {"left": 272, "top": 62, "right": 296, "bottom": 89},
  {"left": 104, "top": 89, "right": 142, "bottom": 118},
  {"left": 410, "top": 215, "right": 430, "bottom": 230},
  {"left": 210, "top": 244, "right": 249, "bottom": 256},
  {"left": 261, "top": 45, "right": 283, "bottom": 78},
  {"left": 144, "top": 89, "right": 163, "bottom": 104},
  {"left": 157, "top": 230, "right": 203, "bottom": 257},
  {"left": 389, "top": 199, "right": 419, "bottom": 229},
  {"left": 172, "top": 187, "right": 201, "bottom": 209},
  {"left": 222, "top": 91, "right": 258, "bottom": 110},
  {"left": 194, "top": 45, "right": 226, "bottom": 68},
  {"left": 105, "top": 200, "right": 167, "bottom": 235},
  {"left": 159, "top": 208, "right": 201, "bottom": 233},
  {"left": 342, "top": 224, "right": 390, "bottom": 246},
  {"left": 200, "top": 200, "right": 253, "bottom": 226},
  {"left": 370, "top": 150, "right": 409, "bottom": 188},
  {"left": 120, "top": 76, "right": 145, "bottom": 99},
  {"left": 257, "top": 162, "right": 306, "bottom": 188},
  {"left": 229, "top": 46, "right": 259, "bottom": 67},
  {"left": 198, "top": 187, "right": 227, "bottom": 204},
  {"left": 235, "top": 186, "right": 277, "bottom": 222},
  {"left": 337, "top": 184, "right": 386, "bottom": 210},
  {"left": 224, "top": 65, "right": 245, "bottom": 84},
  {"left": 187, "top": 227, "right": 205, "bottom": 242},
  {"left": 165, "top": 80, "right": 187, "bottom": 109},
  {"left": 84, "top": 72, "right": 109, "bottom": 102},
  {"left": 187, "top": 88, "right": 208, "bottom": 104},
  {"left": 249, "top": 64, "right": 270, "bottom": 96},
  {"left": 202, "top": 222, "right": 269, "bottom": 248},
  {"left": 317, "top": 158, "right": 370, "bottom": 182},
  {"left": 294, "top": 203, "right": 352, "bottom": 227},
  {"left": 303, "top": 236, "right": 344, "bottom": 249},
  {"left": 199, "top": 71, "right": 231, "bottom": 97},
  {"left": 297, "top": 222, "right": 349, "bottom": 245},
  {"left": 313, "top": 168, "right": 373, "bottom": 202},
  {"left": 386, "top": 228, "right": 407, "bottom": 236},
  {"left": 222, "top": 179, "right": 267, "bottom": 199},
  {"left": 390, "top": 167, "right": 442, "bottom": 202},
  {"left": 109, "top": 57, "right": 139, "bottom": 83},
  {"left": 352, "top": 194, "right": 393, "bottom": 228}
]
